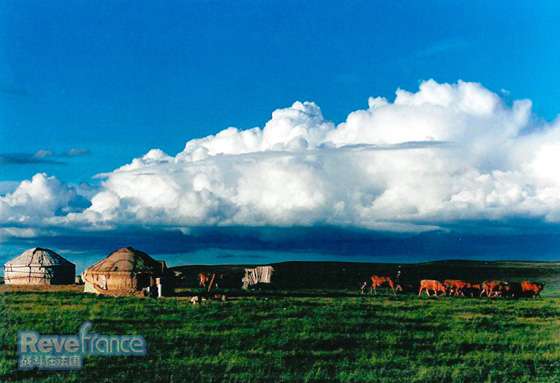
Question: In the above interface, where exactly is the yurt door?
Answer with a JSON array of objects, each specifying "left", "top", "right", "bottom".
[{"left": 98, "top": 275, "right": 107, "bottom": 290}]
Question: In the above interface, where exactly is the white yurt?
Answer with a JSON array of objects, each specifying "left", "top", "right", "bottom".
[{"left": 3, "top": 248, "right": 75, "bottom": 285}]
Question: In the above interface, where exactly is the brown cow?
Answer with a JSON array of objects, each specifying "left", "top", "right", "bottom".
[
  {"left": 443, "top": 279, "right": 470, "bottom": 296},
  {"left": 418, "top": 280, "right": 446, "bottom": 297},
  {"left": 521, "top": 281, "right": 544, "bottom": 298},
  {"left": 366, "top": 275, "right": 401, "bottom": 296},
  {"left": 480, "top": 280, "right": 508, "bottom": 298}
]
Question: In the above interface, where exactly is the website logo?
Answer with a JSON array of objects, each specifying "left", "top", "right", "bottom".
[{"left": 18, "top": 322, "right": 147, "bottom": 370}]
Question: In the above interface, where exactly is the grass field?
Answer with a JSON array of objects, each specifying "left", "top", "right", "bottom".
[{"left": 1, "top": 261, "right": 560, "bottom": 382}]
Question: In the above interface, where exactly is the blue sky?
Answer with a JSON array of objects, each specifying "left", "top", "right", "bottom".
[
  {"left": 1, "top": 1, "right": 559, "bottom": 184},
  {"left": 2, "top": 2, "right": 560, "bottom": 264}
]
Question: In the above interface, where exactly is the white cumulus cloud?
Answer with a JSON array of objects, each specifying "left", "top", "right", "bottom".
[
  {"left": 3, "top": 79, "right": 560, "bottom": 237},
  {"left": 0, "top": 173, "right": 81, "bottom": 224}
]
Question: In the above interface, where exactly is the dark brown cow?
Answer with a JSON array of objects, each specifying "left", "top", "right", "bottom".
[
  {"left": 443, "top": 280, "right": 470, "bottom": 296},
  {"left": 365, "top": 275, "right": 401, "bottom": 296},
  {"left": 502, "top": 282, "right": 523, "bottom": 298},
  {"left": 418, "top": 280, "right": 446, "bottom": 297},
  {"left": 521, "top": 281, "right": 544, "bottom": 298},
  {"left": 464, "top": 283, "right": 482, "bottom": 297},
  {"left": 480, "top": 280, "right": 508, "bottom": 297}
]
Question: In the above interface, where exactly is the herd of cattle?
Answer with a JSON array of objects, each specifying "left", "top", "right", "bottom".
[
  {"left": 361, "top": 275, "right": 544, "bottom": 298},
  {"left": 197, "top": 271, "right": 544, "bottom": 299}
]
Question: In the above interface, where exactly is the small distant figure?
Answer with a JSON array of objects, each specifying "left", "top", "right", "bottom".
[
  {"left": 198, "top": 272, "right": 210, "bottom": 288},
  {"left": 395, "top": 266, "right": 403, "bottom": 292},
  {"left": 395, "top": 266, "right": 402, "bottom": 285},
  {"left": 198, "top": 272, "right": 219, "bottom": 292},
  {"left": 360, "top": 281, "right": 369, "bottom": 295}
]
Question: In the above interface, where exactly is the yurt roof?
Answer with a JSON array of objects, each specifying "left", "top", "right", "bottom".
[
  {"left": 4, "top": 248, "right": 74, "bottom": 267},
  {"left": 86, "top": 247, "right": 163, "bottom": 273}
]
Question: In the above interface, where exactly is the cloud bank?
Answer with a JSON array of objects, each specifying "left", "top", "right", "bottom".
[{"left": 2, "top": 80, "right": 560, "bottom": 240}]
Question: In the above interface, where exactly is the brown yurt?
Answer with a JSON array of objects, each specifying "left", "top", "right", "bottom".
[
  {"left": 3, "top": 248, "right": 75, "bottom": 285},
  {"left": 82, "top": 247, "right": 169, "bottom": 296}
]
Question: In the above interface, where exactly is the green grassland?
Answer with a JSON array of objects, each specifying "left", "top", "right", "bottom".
[{"left": 1, "top": 261, "right": 560, "bottom": 382}]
